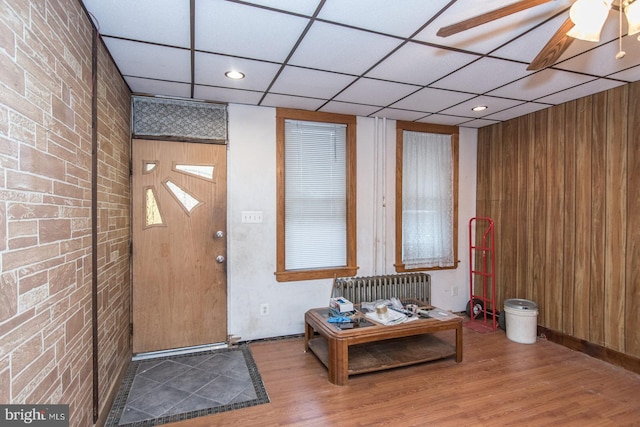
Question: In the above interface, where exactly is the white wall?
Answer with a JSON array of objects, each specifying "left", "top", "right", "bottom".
[{"left": 227, "top": 104, "right": 477, "bottom": 341}]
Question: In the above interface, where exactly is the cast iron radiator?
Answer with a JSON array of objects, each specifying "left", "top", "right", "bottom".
[{"left": 332, "top": 273, "right": 431, "bottom": 305}]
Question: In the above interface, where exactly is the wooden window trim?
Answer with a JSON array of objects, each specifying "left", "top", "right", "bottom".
[
  {"left": 395, "top": 121, "right": 459, "bottom": 272},
  {"left": 275, "top": 108, "right": 358, "bottom": 282}
]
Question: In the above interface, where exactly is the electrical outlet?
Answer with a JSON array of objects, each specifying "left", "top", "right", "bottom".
[
  {"left": 260, "top": 303, "right": 269, "bottom": 316},
  {"left": 451, "top": 286, "right": 459, "bottom": 297}
]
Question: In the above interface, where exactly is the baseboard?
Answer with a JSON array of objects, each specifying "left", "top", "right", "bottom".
[
  {"left": 538, "top": 326, "right": 640, "bottom": 375},
  {"left": 240, "top": 333, "right": 305, "bottom": 344}
]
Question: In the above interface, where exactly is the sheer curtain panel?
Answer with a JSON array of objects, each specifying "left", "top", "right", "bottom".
[{"left": 402, "top": 131, "right": 454, "bottom": 269}]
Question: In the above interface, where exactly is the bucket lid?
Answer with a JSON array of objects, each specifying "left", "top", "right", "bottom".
[{"left": 504, "top": 298, "right": 537, "bottom": 310}]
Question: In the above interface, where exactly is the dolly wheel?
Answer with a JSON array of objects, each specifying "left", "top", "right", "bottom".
[{"left": 466, "top": 298, "right": 484, "bottom": 319}]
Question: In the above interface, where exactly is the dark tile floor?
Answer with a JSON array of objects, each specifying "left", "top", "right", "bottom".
[{"left": 107, "top": 347, "right": 269, "bottom": 426}]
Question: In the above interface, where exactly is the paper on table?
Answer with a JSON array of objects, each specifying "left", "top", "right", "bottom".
[
  {"left": 424, "top": 308, "right": 459, "bottom": 321},
  {"left": 365, "top": 308, "right": 407, "bottom": 325}
]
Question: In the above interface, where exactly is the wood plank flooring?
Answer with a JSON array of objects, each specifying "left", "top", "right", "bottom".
[{"left": 170, "top": 326, "right": 640, "bottom": 426}]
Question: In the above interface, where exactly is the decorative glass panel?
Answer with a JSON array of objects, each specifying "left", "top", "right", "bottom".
[
  {"left": 145, "top": 187, "right": 163, "bottom": 226},
  {"left": 144, "top": 162, "right": 157, "bottom": 173},
  {"left": 174, "top": 164, "right": 214, "bottom": 180},
  {"left": 132, "top": 96, "right": 227, "bottom": 142},
  {"left": 164, "top": 180, "right": 202, "bottom": 214}
]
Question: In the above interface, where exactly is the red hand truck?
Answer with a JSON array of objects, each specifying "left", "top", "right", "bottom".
[{"left": 468, "top": 217, "right": 497, "bottom": 331}]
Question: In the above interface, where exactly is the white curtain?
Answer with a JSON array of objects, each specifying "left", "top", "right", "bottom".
[{"left": 402, "top": 131, "right": 454, "bottom": 269}]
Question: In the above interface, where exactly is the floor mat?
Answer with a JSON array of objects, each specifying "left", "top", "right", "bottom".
[{"left": 105, "top": 345, "right": 269, "bottom": 427}]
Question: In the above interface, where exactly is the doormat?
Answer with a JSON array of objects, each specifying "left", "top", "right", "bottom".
[{"left": 104, "top": 345, "right": 269, "bottom": 427}]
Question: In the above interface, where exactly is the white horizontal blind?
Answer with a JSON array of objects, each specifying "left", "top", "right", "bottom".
[
  {"left": 284, "top": 120, "right": 347, "bottom": 270},
  {"left": 402, "top": 130, "right": 454, "bottom": 269}
]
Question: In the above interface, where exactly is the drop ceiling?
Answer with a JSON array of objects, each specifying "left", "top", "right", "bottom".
[{"left": 81, "top": 0, "right": 640, "bottom": 128}]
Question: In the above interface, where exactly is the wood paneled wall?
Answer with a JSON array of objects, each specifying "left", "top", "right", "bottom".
[{"left": 476, "top": 81, "right": 640, "bottom": 358}]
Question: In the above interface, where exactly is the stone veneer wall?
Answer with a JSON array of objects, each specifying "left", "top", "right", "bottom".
[
  {"left": 0, "top": 0, "right": 131, "bottom": 425},
  {"left": 96, "top": 23, "right": 131, "bottom": 423}
]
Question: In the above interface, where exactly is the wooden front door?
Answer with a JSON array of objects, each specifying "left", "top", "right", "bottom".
[{"left": 132, "top": 139, "right": 227, "bottom": 354}]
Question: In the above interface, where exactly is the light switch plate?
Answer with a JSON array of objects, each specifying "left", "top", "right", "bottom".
[{"left": 242, "top": 211, "right": 263, "bottom": 223}]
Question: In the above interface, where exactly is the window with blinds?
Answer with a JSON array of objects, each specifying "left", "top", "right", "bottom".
[
  {"left": 276, "top": 109, "right": 357, "bottom": 282},
  {"left": 284, "top": 120, "right": 347, "bottom": 269}
]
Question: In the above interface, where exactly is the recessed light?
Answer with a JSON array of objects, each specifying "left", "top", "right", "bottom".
[
  {"left": 225, "top": 70, "right": 245, "bottom": 80},
  {"left": 472, "top": 105, "right": 488, "bottom": 112}
]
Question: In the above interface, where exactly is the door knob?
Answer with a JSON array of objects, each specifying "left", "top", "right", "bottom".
[
  {"left": 216, "top": 230, "right": 224, "bottom": 238},
  {"left": 216, "top": 255, "right": 225, "bottom": 263}
]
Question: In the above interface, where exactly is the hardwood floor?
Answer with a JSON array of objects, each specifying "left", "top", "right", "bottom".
[{"left": 171, "top": 325, "right": 640, "bottom": 426}]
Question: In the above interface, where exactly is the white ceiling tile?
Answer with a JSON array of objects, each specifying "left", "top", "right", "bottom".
[
  {"left": 438, "top": 95, "right": 524, "bottom": 117},
  {"left": 334, "top": 78, "right": 419, "bottom": 106},
  {"left": 195, "top": 1, "right": 309, "bottom": 62},
  {"left": 318, "top": 0, "right": 452, "bottom": 38},
  {"left": 487, "top": 69, "right": 596, "bottom": 101},
  {"left": 431, "top": 57, "right": 533, "bottom": 94},
  {"left": 371, "top": 108, "right": 428, "bottom": 121},
  {"left": 497, "top": 8, "right": 635, "bottom": 71},
  {"left": 414, "top": 0, "right": 573, "bottom": 54},
  {"left": 483, "top": 102, "right": 550, "bottom": 122},
  {"left": 125, "top": 77, "right": 191, "bottom": 99},
  {"left": 416, "top": 114, "right": 471, "bottom": 127},
  {"left": 288, "top": 21, "right": 402, "bottom": 75},
  {"left": 390, "top": 87, "right": 475, "bottom": 113},
  {"left": 491, "top": 13, "right": 572, "bottom": 64},
  {"left": 535, "top": 79, "right": 626, "bottom": 104},
  {"left": 239, "top": 0, "right": 321, "bottom": 16},
  {"left": 261, "top": 93, "right": 326, "bottom": 111},
  {"left": 103, "top": 38, "right": 191, "bottom": 82},
  {"left": 365, "top": 42, "right": 479, "bottom": 86},
  {"left": 319, "top": 101, "right": 381, "bottom": 117},
  {"left": 194, "top": 52, "right": 280, "bottom": 91},
  {"left": 83, "top": 0, "right": 191, "bottom": 47},
  {"left": 554, "top": 13, "right": 632, "bottom": 66},
  {"left": 269, "top": 67, "right": 356, "bottom": 99},
  {"left": 608, "top": 65, "right": 640, "bottom": 82},
  {"left": 194, "top": 85, "right": 263, "bottom": 105},
  {"left": 555, "top": 34, "right": 640, "bottom": 77},
  {"left": 457, "top": 118, "right": 502, "bottom": 128}
]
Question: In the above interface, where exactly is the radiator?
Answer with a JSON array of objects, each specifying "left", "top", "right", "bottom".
[{"left": 332, "top": 273, "right": 431, "bottom": 305}]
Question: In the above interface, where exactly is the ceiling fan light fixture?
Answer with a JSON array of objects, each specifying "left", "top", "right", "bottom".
[
  {"left": 624, "top": 0, "right": 640, "bottom": 35},
  {"left": 567, "top": 24, "right": 603, "bottom": 41},
  {"left": 567, "top": 0, "right": 613, "bottom": 41}
]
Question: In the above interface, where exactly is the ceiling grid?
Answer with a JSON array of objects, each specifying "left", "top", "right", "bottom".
[{"left": 83, "top": 0, "right": 640, "bottom": 128}]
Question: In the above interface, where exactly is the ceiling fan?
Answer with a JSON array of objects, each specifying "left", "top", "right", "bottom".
[{"left": 437, "top": 0, "right": 640, "bottom": 70}]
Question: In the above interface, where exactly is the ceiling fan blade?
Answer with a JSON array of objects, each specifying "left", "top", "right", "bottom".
[
  {"left": 527, "top": 18, "right": 575, "bottom": 70},
  {"left": 437, "top": 0, "right": 554, "bottom": 38}
]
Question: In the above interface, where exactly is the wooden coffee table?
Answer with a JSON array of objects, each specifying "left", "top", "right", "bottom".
[{"left": 304, "top": 307, "right": 463, "bottom": 385}]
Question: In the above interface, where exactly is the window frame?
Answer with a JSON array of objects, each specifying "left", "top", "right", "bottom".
[
  {"left": 275, "top": 108, "right": 358, "bottom": 282},
  {"left": 395, "top": 121, "right": 459, "bottom": 272}
]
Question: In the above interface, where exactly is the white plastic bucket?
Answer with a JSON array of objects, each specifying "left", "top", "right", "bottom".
[{"left": 504, "top": 299, "right": 538, "bottom": 344}]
